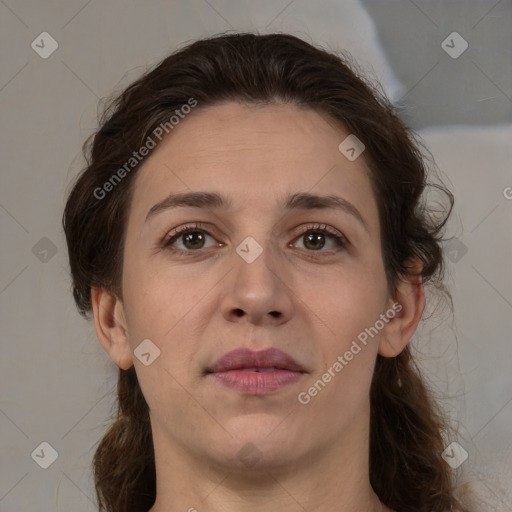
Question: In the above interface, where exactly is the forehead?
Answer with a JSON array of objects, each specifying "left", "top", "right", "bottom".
[
  {"left": 128, "top": 102, "right": 378, "bottom": 227},
  {"left": 149, "top": 102, "right": 352, "bottom": 165}
]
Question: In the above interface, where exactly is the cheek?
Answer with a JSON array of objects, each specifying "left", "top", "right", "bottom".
[
  {"left": 303, "top": 261, "right": 388, "bottom": 339},
  {"left": 121, "top": 254, "right": 175, "bottom": 342},
  {"left": 121, "top": 254, "right": 215, "bottom": 351}
]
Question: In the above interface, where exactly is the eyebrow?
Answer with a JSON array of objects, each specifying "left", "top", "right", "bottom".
[{"left": 145, "top": 191, "right": 369, "bottom": 232}]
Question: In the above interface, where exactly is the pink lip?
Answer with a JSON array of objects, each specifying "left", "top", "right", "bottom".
[{"left": 205, "top": 347, "right": 306, "bottom": 395}]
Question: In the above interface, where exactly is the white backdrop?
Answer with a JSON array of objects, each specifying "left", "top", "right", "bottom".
[{"left": 0, "top": 1, "right": 511, "bottom": 511}]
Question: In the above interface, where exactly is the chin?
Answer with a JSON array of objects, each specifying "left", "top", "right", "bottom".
[{"left": 210, "top": 418, "right": 305, "bottom": 470}]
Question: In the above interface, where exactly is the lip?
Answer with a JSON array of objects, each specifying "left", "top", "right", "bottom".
[{"left": 205, "top": 347, "right": 306, "bottom": 395}]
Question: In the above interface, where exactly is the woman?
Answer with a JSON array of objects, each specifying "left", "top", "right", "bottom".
[{"left": 63, "top": 33, "right": 471, "bottom": 512}]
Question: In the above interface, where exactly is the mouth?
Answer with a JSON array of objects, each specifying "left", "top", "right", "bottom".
[{"left": 205, "top": 347, "right": 306, "bottom": 395}]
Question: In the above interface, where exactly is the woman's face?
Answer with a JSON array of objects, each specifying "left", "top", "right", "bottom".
[{"left": 116, "top": 102, "right": 395, "bottom": 470}]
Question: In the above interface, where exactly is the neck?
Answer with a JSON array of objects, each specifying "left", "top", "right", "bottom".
[{"left": 148, "top": 404, "right": 390, "bottom": 512}]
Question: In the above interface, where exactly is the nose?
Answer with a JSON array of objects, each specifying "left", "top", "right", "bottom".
[{"left": 221, "top": 238, "right": 294, "bottom": 326}]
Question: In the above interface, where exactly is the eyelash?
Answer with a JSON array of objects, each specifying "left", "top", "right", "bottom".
[{"left": 161, "top": 222, "right": 348, "bottom": 256}]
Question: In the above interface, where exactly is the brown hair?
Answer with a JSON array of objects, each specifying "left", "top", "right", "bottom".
[{"left": 63, "top": 32, "right": 470, "bottom": 512}]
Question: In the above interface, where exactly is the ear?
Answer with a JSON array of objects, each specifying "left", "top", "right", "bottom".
[
  {"left": 378, "top": 258, "right": 425, "bottom": 358},
  {"left": 91, "top": 286, "right": 133, "bottom": 370}
]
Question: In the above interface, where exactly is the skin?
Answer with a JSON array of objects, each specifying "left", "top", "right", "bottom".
[{"left": 91, "top": 102, "right": 424, "bottom": 512}]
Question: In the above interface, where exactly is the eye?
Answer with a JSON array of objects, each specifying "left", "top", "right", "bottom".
[
  {"left": 161, "top": 223, "right": 220, "bottom": 254},
  {"left": 161, "top": 222, "right": 348, "bottom": 256},
  {"left": 292, "top": 224, "right": 347, "bottom": 253}
]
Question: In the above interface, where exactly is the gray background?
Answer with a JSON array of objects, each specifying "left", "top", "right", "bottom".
[{"left": 0, "top": 1, "right": 511, "bottom": 511}]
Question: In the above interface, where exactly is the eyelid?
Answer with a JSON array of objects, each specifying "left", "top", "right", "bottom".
[
  {"left": 294, "top": 223, "right": 346, "bottom": 242},
  {"left": 161, "top": 222, "right": 213, "bottom": 246}
]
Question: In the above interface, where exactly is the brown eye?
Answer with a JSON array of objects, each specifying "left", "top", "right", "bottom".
[
  {"left": 293, "top": 225, "right": 347, "bottom": 253},
  {"left": 179, "top": 231, "right": 207, "bottom": 250},
  {"left": 302, "top": 232, "right": 327, "bottom": 251},
  {"left": 162, "top": 224, "right": 219, "bottom": 254}
]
